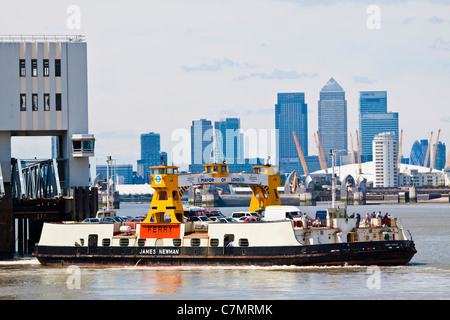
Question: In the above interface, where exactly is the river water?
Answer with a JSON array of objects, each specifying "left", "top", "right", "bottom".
[{"left": 0, "top": 203, "right": 449, "bottom": 300}]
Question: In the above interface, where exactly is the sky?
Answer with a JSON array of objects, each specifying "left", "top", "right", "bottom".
[{"left": 2, "top": 0, "right": 450, "bottom": 172}]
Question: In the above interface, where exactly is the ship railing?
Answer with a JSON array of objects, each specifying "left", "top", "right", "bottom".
[{"left": 360, "top": 218, "right": 397, "bottom": 228}]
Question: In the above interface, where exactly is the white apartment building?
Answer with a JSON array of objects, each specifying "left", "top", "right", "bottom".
[{"left": 373, "top": 132, "right": 398, "bottom": 187}]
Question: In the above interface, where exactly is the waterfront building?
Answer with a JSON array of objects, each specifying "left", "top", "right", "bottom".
[
  {"left": 318, "top": 78, "right": 347, "bottom": 163},
  {"left": 275, "top": 92, "right": 308, "bottom": 174},
  {"left": 214, "top": 118, "right": 243, "bottom": 164},
  {"left": 137, "top": 132, "right": 167, "bottom": 183},
  {"left": 373, "top": 132, "right": 398, "bottom": 187},
  {"left": 96, "top": 164, "right": 133, "bottom": 185},
  {"left": 359, "top": 91, "right": 399, "bottom": 162}
]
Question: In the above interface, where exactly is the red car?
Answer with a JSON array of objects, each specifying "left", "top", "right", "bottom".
[
  {"left": 125, "top": 217, "right": 145, "bottom": 229},
  {"left": 243, "top": 217, "right": 262, "bottom": 223}
]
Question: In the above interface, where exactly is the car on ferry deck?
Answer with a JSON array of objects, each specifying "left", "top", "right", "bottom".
[
  {"left": 187, "top": 216, "right": 212, "bottom": 229},
  {"left": 125, "top": 217, "right": 145, "bottom": 229}
]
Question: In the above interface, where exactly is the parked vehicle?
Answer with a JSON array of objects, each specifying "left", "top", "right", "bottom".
[
  {"left": 243, "top": 217, "right": 262, "bottom": 223},
  {"left": 217, "top": 217, "right": 236, "bottom": 223},
  {"left": 187, "top": 216, "right": 212, "bottom": 229},
  {"left": 125, "top": 217, "right": 145, "bottom": 229},
  {"left": 231, "top": 211, "right": 261, "bottom": 220},
  {"left": 82, "top": 218, "right": 100, "bottom": 223},
  {"left": 204, "top": 210, "right": 225, "bottom": 218},
  {"left": 99, "top": 217, "right": 116, "bottom": 224}
]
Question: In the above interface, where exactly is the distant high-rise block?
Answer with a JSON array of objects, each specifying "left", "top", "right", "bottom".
[
  {"left": 359, "top": 91, "right": 399, "bottom": 161},
  {"left": 275, "top": 92, "right": 308, "bottom": 174},
  {"left": 373, "top": 132, "right": 398, "bottom": 187},
  {"left": 137, "top": 132, "right": 167, "bottom": 183},
  {"left": 214, "top": 118, "right": 243, "bottom": 164},
  {"left": 191, "top": 119, "right": 213, "bottom": 165},
  {"left": 318, "top": 78, "right": 347, "bottom": 161}
]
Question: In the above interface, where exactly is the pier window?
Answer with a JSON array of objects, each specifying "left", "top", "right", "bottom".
[
  {"left": 19, "top": 59, "right": 26, "bottom": 77},
  {"left": 43, "top": 59, "right": 49, "bottom": 77},
  {"left": 71, "top": 134, "right": 95, "bottom": 158},
  {"left": 55, "top": 93, "right": 62, "bottom": 111},
  {"left": 55, "top": 59, "right": 61, "bottom": 77},
  {"left": 31, "top": 59, "right": 37, "bottom": 77},
  {"left": 20, "top": 94, "right": 26, "bottom": 111},
  {"left": 44, "top": 94, "right": 50, "bottom": 111},
  {"left": 32, "top": 94, "right": 38, "bottom": 111}
]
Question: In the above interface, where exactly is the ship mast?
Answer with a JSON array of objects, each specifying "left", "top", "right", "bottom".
[{"left": 331, "top": 150, "right": 336, "bottom": 208}]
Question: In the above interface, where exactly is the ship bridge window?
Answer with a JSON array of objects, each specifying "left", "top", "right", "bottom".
[
  {"left": 221, "top": 165, "right": 226, "bottom": 172},
  {"left": 166, "top": 168, "right": 173, "bottom": 174}
]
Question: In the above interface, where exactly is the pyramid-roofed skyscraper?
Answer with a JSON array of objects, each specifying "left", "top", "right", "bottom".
[{"left": 318, "top": 78, "right": 348, "bottom": 163}]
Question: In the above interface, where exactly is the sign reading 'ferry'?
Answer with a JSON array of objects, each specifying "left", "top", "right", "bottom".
[{"left": 140, "top": 223, "right": 181, "bottom": 238}]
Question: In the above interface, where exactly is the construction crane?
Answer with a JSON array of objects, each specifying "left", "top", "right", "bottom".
[
  {"left": 397, "top": 129, "right": 403, "bottom": 173},
  {"left": 424, "top": 131, "right": 433, "bottom": 168},
  {"left": 349, "top": 133, "right": 356, "bottom": 165},
  {"left": 292, "top": 131, "right": 309, "bottom": 175},
  {"left": 356, "top": 130, "right": 362, "bottom": 174},
  {"left": 430, "top": 128, "right": 441, "bottom": 172}
]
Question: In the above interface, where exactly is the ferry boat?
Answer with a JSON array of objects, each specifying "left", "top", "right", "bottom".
[{"left": 33, "top": 160, "right": 417, "bottom": 266}]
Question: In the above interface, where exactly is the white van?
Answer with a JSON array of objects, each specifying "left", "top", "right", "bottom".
[{"left": 263, "top": 206, "right": 303, "bottom": 221}]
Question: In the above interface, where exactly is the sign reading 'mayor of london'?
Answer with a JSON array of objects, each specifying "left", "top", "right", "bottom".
[{"left": 177, "top": 173, "right": 268, "bottom": 187}]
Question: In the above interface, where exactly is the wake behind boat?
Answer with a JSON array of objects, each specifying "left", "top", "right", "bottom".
[{"left": 33, "top": 161, "right": 416, "bottom": 266}]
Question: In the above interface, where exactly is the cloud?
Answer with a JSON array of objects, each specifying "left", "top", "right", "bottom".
[
  {"left": 235, "top": 69, "right": 320, "bottom": 81},
  {"left": 428, "top": 16, "right": 445, "bottom": 23},
  {"left": 431, "top": 38, "right": 450, "bottom": 51},
  {"left": 181, "top": 58, "right": 256, "bottom": 72},
  {"left": 402, "top": 17, "right": 418, "bottom": 24},
  {"left": 352, "top": 76, "right": 375, "bottom": 84},
  {"left": 219, "top": 109, "right": 239, "bottom": 116}
]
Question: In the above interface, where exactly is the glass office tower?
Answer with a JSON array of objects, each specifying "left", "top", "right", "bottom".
[
  {"left": 191, "top": 119, "right": 213, "bottom": 165},
  {"left": 318, "top": 78, "right": 347, "bottom": 163},
  {"left": 275, "top": 92, "right": 308, "bottom": 174},
  {"left": 214, "top": 118, "right": 243, "bottom": 164},
  {"left": 359, "top": 91, "right": 399, "bottom": 161}
]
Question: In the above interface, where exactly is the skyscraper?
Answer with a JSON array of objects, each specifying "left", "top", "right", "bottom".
[
  {"left": 275, "top": 93, "right": 308, "bottom": 174},
  {"left": 214, "top": 118, "right": 243, "bottom": 164},
  {"left": 410, "top": 139, "right": 429, "bottom": 167},
  {"left": 137, "top": 132, "right": 167, "bottom": 183},
  {"left": 191, "top": 119, "right": 213, "bottom": 165},
  {"left": 359, "top": 91, "right": 399, "bottom": 161},
  {"left": 318, "top": 78, "right": 347, "bottom": 161}
]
